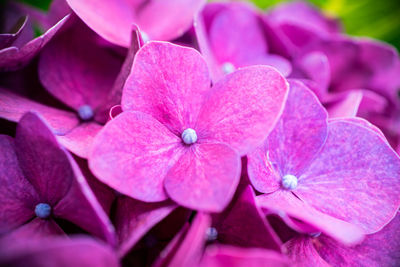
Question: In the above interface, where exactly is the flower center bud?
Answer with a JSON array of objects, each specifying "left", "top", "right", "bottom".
[
  {"left": 221, "top": 62, "right": 235, "bottom": 74},
  {"left": 281, "top": 174, "right": 298, "bottom": 190},
  {"left": 206, "top": 227, "right": 218, "bottom": 241},
  {"left": 78, "top": 105, "right": 94, "bottom": 121},
  {"left": 35, "top": 203, "right": 51, "bottom": 219},
  {"left": 181, "top": 128, "right": 197, "bottom": 145}
]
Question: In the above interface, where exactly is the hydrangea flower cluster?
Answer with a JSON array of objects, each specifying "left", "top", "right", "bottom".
[{"left": 0, "top": 0, "right": 399, "bottom": 266}]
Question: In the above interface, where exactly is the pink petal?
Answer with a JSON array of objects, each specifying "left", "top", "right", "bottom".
[
  {"left": 317, "top": 212, "right": 400, "bottom": 266},
  {"left": 248, "top": 80, "right": 327, "bottom": 193},
  {"left": 0, "top": 15, "right": 70, "bottom": 71},
  {"left": 122, "top": 41, "right": 210, "bottom": 135},
  {"left": 209, "top": 2, "right": 267, "bottom": 68},
  {"left": 39, "top": 20, "right": 121, "bottom": 113},
  {"left": 164, "top": 143, "right": 240, "bottom": 212},
  {"left": 54, "top": 153, "right": 116, "bottom": 245},
  {"left": 257, "top": 191, "right": 364, "bottom": 245},
  {"left": 213, "top": 185, "right": 282, "bottom": 251},
  {"left": 57, "top": 122, "right": 102, "bottom": 159},
  {"left": 134, "top": 0, "right": 205, "bottom": 42},
  {"left": 15, "top": 113, "right": 74, "bottom": 205},
  {"left": 0, "top": 135, "right": 38, "bottom": 233},
  {"left": 244, "top": 55, "right": 292, "bottom": 77},
  {"left": 200, "top": 245, "right": 290, "bottom": 267},
  {"left": 284, "top": 237, "right": 330, "bottom": 267},
  {"left": 168, "top": 213, "right": 211, "bottom": 267},
  {"left": 0, "top": 88, "right": 79, "bottom": 135},
  {"left": 296, "top": 120, "right": 400, "bottom": 233},
  {"left": 89, "top": 111, "right": 183, "bottom": 202},
  {"left": 196, "top": 66, "right": 288, "bottom": 155},
  {"left": 326, "top": 90, "right": 363, "bottom": 118},
  {"left": 115, "top": 197, "right": 177, "bottom": 257},
  {"left": 66, "top": 0, "right": 204, "bottom": 47}
]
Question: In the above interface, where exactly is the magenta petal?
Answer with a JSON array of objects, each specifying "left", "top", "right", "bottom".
[
  {"left": 164, "top": 143, "right": 240, "bottom": 212},
  {"left": 0, "top": 236, "right": 119, "bottom": 267},
  {"left": 57, "top": 122, "right": 102, "bottom": 159},
  {"left": 89, "top": 111, "right": 183, "bottom": 202},
  {"left": 244, "top": 55, "right": 292, "bottom": 77},
  {"left": 213, "top": 185, "right": 282, "bottom": 251},
  {"left": 284, "top": 237, "right": 330, "bottom": 267},
  {"left": 135, "top": 0, "right": 205, "bottom": 42},
  {"left": 168, "top": 213, "right": 211, "bottom": 267},
  {"left": 0, "top": 135, "right": 37, "bottom": 233},
  {"left": 248, "top": 80, "right": 328, "bottom": 193},
  {"left": 67, "top": 0, "right": 204, "bottom": 47},
  {"left": 209, "top": 2, "right": 267, "bottom": 67},
  {"left": 317, "top": 213, "right": 400, "bottom": 266},
  {"left": 39, "top": 20, "right": 121, "bottom": 112},
  {"left": 122, "top": 42, "right": 210, "bottom": 134},
  {"left": 200, "top": 245, "right": 290, "bottom": 267},
  {"left": 115, "top": 197, "right": 177, "bottom": 257},
  {"left": 15, "top": 113, "right": 73, "bottom": 205},
  {"left": 257, "top": 191, "right": 364, "bottom": 245},
  {"left": 197, "top": 66, "right": 288, "bottom": 155},
  {"left": 0, "top": 15, "right": 70, "bottom": 71},
  {"left": 0, "top": 88, "right": 79, "bottom": 135},
  {"left": 326, "top": 90, "right": 363, "bottom": 118},
  {"left": 54, "top": 153, "right": 116, "bottom": 245},
  {"left": 2, "top": 218, "right": 65, "bottom": 241},
  {"left": 296, "top": 120, "right": 400, "bottom": 233}
]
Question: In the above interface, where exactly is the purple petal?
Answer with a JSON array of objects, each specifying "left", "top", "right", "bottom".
[
  {"left": 1, "top": 218, "right": 65, "bottom": 241},
  {"left": 257, "top": 191, "right": 364, "bottom": 245},
  {"left": 296, "top": 120, "right": 400, "bottom": 233},
  {"left": 15, "top": 113, "right": 73, "bottom": 205},
  {"left": 122, "top": 41, "right": 210, "bottom": 135},
  {"left": 0, "top": 88, "right": 79, "bottom": 135},
  {"left": 0, "top": 14, "right": 69, "bottom": 71},
  {"left": 0, "top": 236, "right": 119, "bottom": 267},
  {"left": 284, "top": 237, "right": 330, "bottom": 267},
  {"left": 115, "top": 197, "right": 177, "bottom": 257},
  {"left": 200, "top": 245, "right": 290, "bottom": 267},
  {"left": 248, "top": 80, "right": 328, "bottom": 192},
  {"left": 196, "top": 66, "right": 288, "bottom": 155},
  {"left": 39, "top": 20, "right": 122, "bottom": 113},
  {"left": 54, "top": 153, "right": 116, "bottom": 245},
  {"left": 213, "top": 185, "right": 282, "bottom": 251},
  {"left": 317, "top": 212, "right": 400, "bottom": 266},
  {"left": 89, "top": 111, "right": 183, "bottom": 202},
  {"left": 0, "top": 135, "right": 38, "bottom": 233},
  {"left": 164, "top": 143, "right": 241, "bottom": 212}
]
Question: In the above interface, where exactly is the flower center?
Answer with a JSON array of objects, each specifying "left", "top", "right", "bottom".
[
  {"left": 35, "top": 203, "right": 51, "bottom": 219},
  {"left": 206, "top": 227, "right": 218, "bottom": 241},
  {"left": 221, "top": 62, "right": 235, "bottom": 74},
  {"left": 181, "top": 128, "right": 197, "bottom": 145},
  {"left": 78, "top": 105, "right": 94, "bottom": 121},
  {"left": 281, "top": 174, "right": 298, "bottom": 190}
]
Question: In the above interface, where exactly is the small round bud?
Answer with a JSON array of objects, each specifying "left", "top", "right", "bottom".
[
  {"left": 35, "top": 203, "right": 51, "bottom": 219},
  {"left": 281, "top": 174, "right": 298, "bottom": 190},
  {"left": 221, "top": 62, "right": 235, "bottom": 74},
  {"left": 181, "top": 128, "right": 197, "bottom": 145},
  {"left": 78, "top": 105, "right": 94, "bottom": 121}
]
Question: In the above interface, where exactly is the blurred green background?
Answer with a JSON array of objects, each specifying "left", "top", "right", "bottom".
[{"left": 16, "top": 0, "right": 400, "bottom": 50}]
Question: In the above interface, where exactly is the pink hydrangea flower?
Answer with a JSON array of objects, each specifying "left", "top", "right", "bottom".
[
  {"left": 89, "top": 41, "right": 288, "bottom": 212},
  {"left": 66, "top": 0, "right": 206, "bottom": 47},
  {"left": 248, "top": 80, "right": 400, "bottom": 244}
]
